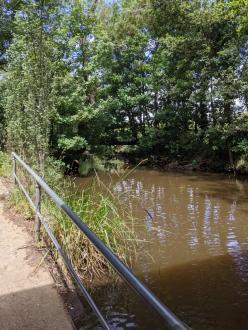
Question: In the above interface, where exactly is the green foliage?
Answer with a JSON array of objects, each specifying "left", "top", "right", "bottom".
[
  {"left": 42, "top": 179, "right": 135, "bottom": 278},
  {"left": 7, "top": 161, "right": 135, "bottom": 279},
  {"left": 9, "top": 186, "right": 34, "bottom": 219},
  {"left": 58, "top": 136, "right": 88, "bottom": 152},
  {"left": 1, "top": 0, "right": 248, "bottom": 174},
  {"left": 0, "top": 0, "right": 23, "bottom": 69},
  {"left": 0, "top": 78, "right": 6, "bottom": 146},
  {"left": 229, "top": 0, "right": 248, "bottom": 33},
  {"left": 0, "top": 151, "right": 11, "bottom": 176},
  {"left": 79, "top": 155, "right": 104, "bottom": 176},
  {"left": 4, "top": 0, "right": 62, "bottom": 174}
]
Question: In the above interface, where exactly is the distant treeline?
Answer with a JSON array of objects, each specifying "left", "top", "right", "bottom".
[{"left": 0, "top": 0, "right": 248, "bottom": 174}]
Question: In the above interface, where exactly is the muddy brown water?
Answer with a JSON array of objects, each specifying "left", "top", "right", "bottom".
[{"left": 74, "top": 169, "right": 248, "bottom": 329}]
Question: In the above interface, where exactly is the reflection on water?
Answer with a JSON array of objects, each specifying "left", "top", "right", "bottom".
[{"left": 76, "top": 170, "right": 248, "bottom": 329}]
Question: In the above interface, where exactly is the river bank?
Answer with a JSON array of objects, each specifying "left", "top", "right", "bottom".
[
  {"left": 66, "top": 145, "right": 248, "bottom": 177},
  {"left": 116, "top": 151, "right": 248, "bottom": 175}
]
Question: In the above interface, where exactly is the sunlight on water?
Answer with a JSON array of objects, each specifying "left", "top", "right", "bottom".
[{"left": 76, "top": 170, "right": 248, "bottom": 329}]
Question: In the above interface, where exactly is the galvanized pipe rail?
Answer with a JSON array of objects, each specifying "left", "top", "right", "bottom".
[{"left": 11, "top": 152, "right": 189, "bottom": 330}]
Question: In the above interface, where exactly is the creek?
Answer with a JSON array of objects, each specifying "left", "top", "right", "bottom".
[{"left": 75, "top": 169, "right": 248, "bottom": 329}]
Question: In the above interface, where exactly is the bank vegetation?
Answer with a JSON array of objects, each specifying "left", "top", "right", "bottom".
[
  {"left": 0, "top": 0, "right": 248, "bottom": 278},
  {"left": 0, "top": 0, "right": 248, "bottom": 175}
]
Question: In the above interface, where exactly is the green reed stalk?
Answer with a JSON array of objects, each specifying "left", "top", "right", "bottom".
[{"left": 1, "top": 153, "right": 136, "bottom": 281}]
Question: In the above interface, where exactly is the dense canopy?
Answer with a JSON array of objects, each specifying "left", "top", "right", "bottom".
[{"left": 0, "top": 0, "right": 248, "bottom": 174}]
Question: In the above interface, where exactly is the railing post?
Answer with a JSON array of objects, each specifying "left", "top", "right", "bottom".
[
  {"left": 12, "top": 155, "right": 17, "bottom": 185},
  {"left": 34, "top": 181, "right": 41, "bottom": 242}
]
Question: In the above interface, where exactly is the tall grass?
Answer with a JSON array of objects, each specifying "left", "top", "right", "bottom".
[
  {"left": 0, "top": 151, "right": 12, "bottom": 177},
  {"left": 0, "top": 152, "right": 136, "bottom": 281},
  {"left": 41, "top": 179, "right": 135, "bottom": 280}
]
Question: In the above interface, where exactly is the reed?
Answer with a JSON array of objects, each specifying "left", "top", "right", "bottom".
[
  {"left": 1, "top": 152, "right": 136, "bottom": 281},
  {"left": 41, "top": 179, "right": 135, "bottom": 280}
]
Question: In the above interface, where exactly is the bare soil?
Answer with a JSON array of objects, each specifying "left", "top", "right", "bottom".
[{"left": 0, "top": 177, "right": 75, "bottom": 330}]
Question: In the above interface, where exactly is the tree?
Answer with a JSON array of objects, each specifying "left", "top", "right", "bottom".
[
  {"left": 0, "top": 0, "right": 24, "bottom": 69},
  {"left": 4, "top": 0, "right": 61, "bottom": 174},
  {"left": 2, "top": 0, "right": 248, "bottom": 173},
  {"left": 50, "top": 0, "right": 100, "bottom": 162}
]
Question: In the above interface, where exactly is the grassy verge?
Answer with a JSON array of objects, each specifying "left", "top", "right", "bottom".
[
  {"left": 0, "top": 152, "right": 136, "bottom": 282},
  {"left": 0, "top": 151, "right": 12, "bottom": 177}
]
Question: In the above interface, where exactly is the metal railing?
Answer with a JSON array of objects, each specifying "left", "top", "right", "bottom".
[{"left": 11, "top": 152, "right": 189, "bottom": 330}]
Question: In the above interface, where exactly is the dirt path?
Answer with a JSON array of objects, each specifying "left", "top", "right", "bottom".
[{"left": 0, "top": 178, "right": 74, "bottom": 330}]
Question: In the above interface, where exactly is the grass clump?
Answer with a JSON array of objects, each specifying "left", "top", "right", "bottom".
[
  {"left": 3, "top": 155, "right": 136, "bottom": 281},
  {"left": 42, "top": 180, "right": 135, "bottom": 280},
  {"left": 0, "top": 151, "right": 12, "bottom": 177},
  {"left": 8, "top": 186, "right": 34, "bottom": 219}
]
